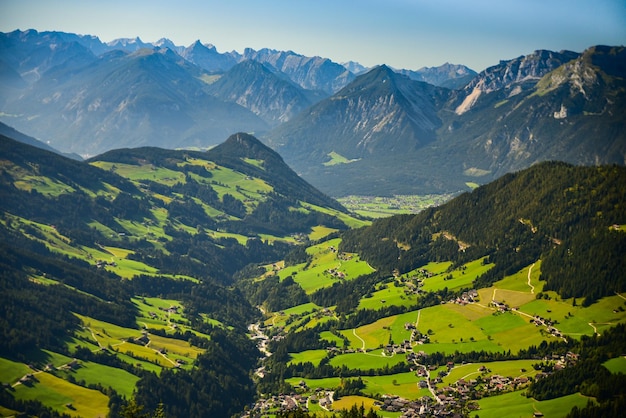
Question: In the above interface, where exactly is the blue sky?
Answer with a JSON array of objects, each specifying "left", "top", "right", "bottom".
[{"left": 1, "top": 0, "right": 625, "bottom": 71}]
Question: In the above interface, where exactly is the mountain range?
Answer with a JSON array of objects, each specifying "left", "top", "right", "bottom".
[
  {"left": 268, "top": 46, "right": 626, "bottom": 195},
  {"left": 0, "top": 29, "right": 624, "bottom": 197}
]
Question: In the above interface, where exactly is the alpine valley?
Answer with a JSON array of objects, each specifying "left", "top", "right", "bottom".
[{"left": 0, "top": 29, "right": 625, "bottom": 418}]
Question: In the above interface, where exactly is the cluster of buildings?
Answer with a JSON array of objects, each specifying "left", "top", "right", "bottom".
[{"left": 242, "top": 388, "right": 334, "bottom": 417}]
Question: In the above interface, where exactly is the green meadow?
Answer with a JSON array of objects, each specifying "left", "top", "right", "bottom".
[
  {"left": 358, "top": 282, "right": 417, "bottom": 310},
  {"left": 440, "top": 360, "right": 539, "bottom": 386},
  {"left": 286, "top": 372, "right": 429, "bottom": 406},
  {"left": 519, "top": 294, "right": 626, "bottom": 337},
  {"left": 300, "top": 202, "right": 371, "bottom": 230},
  {"left": 0, "top": 357, "right": 31, "bottom": 385},
  {"left": 74, "top": 313, "right": 203, "bottom": 370},
  {"left": 91, "top": 161, "right": 186, "bottom": 186},
  {"left": 285, "top": 376, "right": 342, "bottom": 391},
  {"left": 54, "top": 359, "right": 140, "bottom": 398},
  {"left": 271, "top": 238, "right": 374, "bottom": 294},
  {"left": 419, "top": 257, "right": 494, "bottom": 292},
  {"left": 471, "top": 391, "right": 591, "bottom": 418},
  {"left": 288, "top": 349, "right": 328, "bottom": 366},
  {"left": 13, "top": 174, "right": 76, "bottom": 196},
  {"left": 361, "top": 372, "right": 432, "bottom": 400},
  {"left": 331, "top": 396, "right": 380, "bottom": 413},
  {"left": 323, "top": 151, "right": 360, "bottom": 166},
  {"left": 320, "top": 331, "right": 346, "bottom": 347},
  {"left": 329, "top": 352, "right": 407, "bottom": 370},
  {"left": 12, "top": 371, "right": 109, "bottom": 417},
  {"left": 604, "top": 356, "right": 626, "bottom": 374}
]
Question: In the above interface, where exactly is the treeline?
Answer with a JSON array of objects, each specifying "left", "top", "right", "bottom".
[
  {"left": 239, "top": 275, "right": 309, "bottom": 312},
  {"left": 527, "top": 323, "right": 626, "bottom": 404},
  {"left": 340, "top": 162, "right": 626, "bottom": 303},
  {"left": 0, "top": 389, "right": 72, "bottom": 418},
  {"left": 133, "top": 329, "right": 259, "bottom": 418},
  {"left": 0, "top": 230, "right": 138, "bottom": 359},
  {"left": 227, "top": 193, "right": 347, "bottom": 236},
  {"left": 540, "top": 226, "right": 626, "bottom": 304}
]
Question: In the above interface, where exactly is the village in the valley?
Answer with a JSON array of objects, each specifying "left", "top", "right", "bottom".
[{"left": 243, "top": 291, "right": 578, "bottom": 417}]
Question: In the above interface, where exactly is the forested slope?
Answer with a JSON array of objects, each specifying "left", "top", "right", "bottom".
[{"left": 341, "top": 162, "right": 626, "bottom": 303}]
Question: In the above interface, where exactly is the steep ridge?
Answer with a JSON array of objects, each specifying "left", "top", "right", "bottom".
[
  {"left": 452, "top": 49, "right": 580, "bottom": 114},
  {"left": 264, "top": 65, "right": 453, "bottom": 195},
  {"left": 181, "top": 40, "right": 238, "bottom": 73},
  {"left": 1, "top": 30, "right": 624, "bottom": 197},
  {"left": 266, "top": 46, "right": 625, "bottom": 196},
  {"left": 206, "top": 132, "right": 346, "bottom": 212},
  {"left": 0, "top": 29, "right": 99, "bottom": 83},
  {"left": 206, "top": 60, "right": 325, "bottom": 125},
  {"left": 0, "top": 121, "right": 80, "bottom": 159},
  {"left": 269, "top": 65, "right": 447, "bottom": 161},
  {"left": 437, "top": 45, "right": 626, "bottom": 179},
  {"left": 242, "top": 47, "right": 355, "bottom": 94}
]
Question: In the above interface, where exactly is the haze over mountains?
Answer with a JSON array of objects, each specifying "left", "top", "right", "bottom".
[{"left": 1, "top": 29, "right": 624, "bottom": 196}]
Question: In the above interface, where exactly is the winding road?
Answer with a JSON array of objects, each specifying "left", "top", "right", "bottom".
[
  {"left": 527, "top": 263, "right": 535, "bottom": 294},
  {"left": 352, "top": 328, "right": 366, "bottom": 351}
]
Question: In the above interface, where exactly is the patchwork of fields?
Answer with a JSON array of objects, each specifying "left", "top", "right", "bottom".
[{"left": 250, "top": 244, "right": 626, "bottom": 417}]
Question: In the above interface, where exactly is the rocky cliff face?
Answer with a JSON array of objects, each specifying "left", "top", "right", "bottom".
[
  {"left": 397, "top": 63, "right": 477, "bottom": 89},
  {"left": 269, "top": 65, "right": 447, "bottom": 161},
  {"left": 207, "top": 60, "right": 324, "bottom": 126},
  {"left": 439, "top": 45, "right": 626, "bottom": 179},
  {"left": 242, "top": 48, "right": 355, "bottom": 94},
  {"left": 181, "top": 40, "right": 238, "bottom": 73},
  {"left": 454, "top": 49, "right": 580, "bottom": 114}
]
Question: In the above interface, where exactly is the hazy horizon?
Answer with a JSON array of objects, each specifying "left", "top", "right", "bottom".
[{"left": 1, "top": 0, "right": 625, "bottom": 72}]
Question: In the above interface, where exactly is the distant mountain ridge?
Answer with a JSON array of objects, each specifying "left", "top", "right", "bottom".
[
  {"left": 0, "top": 28, "right": 478, "bottom": 160},
  {"left": 396, "top": 62, "right": 477, "bottom": 89},
  {"left": 268, "top": 65, "right": 446, "bottom": 160},
  {"left": 265, "top": 45, "right": 626, "bottom": 196},
  {"left": 206, "top": 60, "right": 325, "bottom": 126},
  {"left": 1, "top": 29, "right": 624, "bottom": 197},
  {"left": 0, "top": 46, "right": 268, "bottom": 156}
]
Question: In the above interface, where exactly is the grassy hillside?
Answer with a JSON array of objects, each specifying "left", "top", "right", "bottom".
[
  {"left": 245, "top": 162, "right": 626, "bottom": 418},
  {"left": 0, "top": 133, "right": 365, "bottom": 417},
  {"left": 2, "top": 135, "right": 625, "bottom": 417}
]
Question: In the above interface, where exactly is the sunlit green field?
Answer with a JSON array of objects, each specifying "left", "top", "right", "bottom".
[
  {"left": 12, "top": 371, "right": 109, "bottom": 417},
  {"left": 331, "top": 395, "right": 380, "bottom": 413},
  {"left": 54, "top": 358, "right": 140, "bottom": 398},
  {"left": 362, "top": 372, "right": 432, "bottom": 400},
  {"left": 471, "top": 391, "right": 591, "bottom": 418},
  {"left": 90, "top": 161, "right": 186, "bottom": 186},
  {"left": 358, "top": 283, "right": 417, "bottom": 310},
  {"left": 0, "top": 357, "right": 31, "bottom": 385},
  {"left": 420, "top": 257, "right": 494, "bottom": 292},
  {"left": 329, "top": 352, "right": 407, "bottom": 370},
  {"left": 288, "top": 349, "right": 328, "bottom": 366},
  {"left": 604, "top": 356, "right": 626, "bottom": 374},
  {"left": 440, "top": 359, "right": 539, "bottom": 386},
  {"left": 73, "top": 313, "right": 203, "bottom": 370},
  {"left": 272, "top": 238, "right": 374, "bottom": 294}
]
